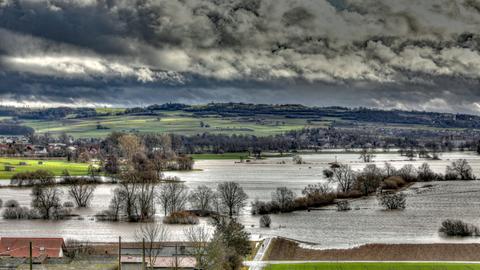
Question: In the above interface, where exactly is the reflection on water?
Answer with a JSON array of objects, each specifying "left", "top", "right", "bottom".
[{"left": 0, "top": 151, "right": 479, "bottom": 248}]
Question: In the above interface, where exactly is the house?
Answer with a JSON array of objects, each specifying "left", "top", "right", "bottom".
[
  {"left": 120, "top": 242, "right": 197, "bottom": 269},
  {"left": 121, "top": 256, "right": 196, "bottom": 269},
  {"left": 0, "top": 237, "right": 65, "bottom": 258}
]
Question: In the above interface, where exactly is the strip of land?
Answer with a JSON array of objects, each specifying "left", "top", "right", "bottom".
[
  {"left": 265, "top": 238, "right": 480, "bottom": 261},
  {"left": 263, "top": 262, "right": 480, "bottom": 270}
]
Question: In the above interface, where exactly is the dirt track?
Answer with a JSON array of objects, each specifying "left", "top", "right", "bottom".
[{"left": 265, "top": 238, "right": 480, "bottom": 261}]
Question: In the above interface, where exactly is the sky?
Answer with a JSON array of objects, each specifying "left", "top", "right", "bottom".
[{"left": 1, "top": 0, "right": 480, "bottom": 113}]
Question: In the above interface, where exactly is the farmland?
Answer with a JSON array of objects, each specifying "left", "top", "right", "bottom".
[
  {"left": 0, "top": 158, "right": 91, "bottom": 179},
  {"left": 264, "top": 262, "right": 480, "bottom": 270},
  {"left": 20, "top": 111, "right": 330, "bottom": 138}
]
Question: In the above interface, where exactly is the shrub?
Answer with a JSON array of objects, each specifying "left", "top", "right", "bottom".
[
  {"left": 63, "top": 201, "right": 75, "bottom": 208},
  {"left": 95, "top": 210, "right": 118, "bottom": 222},
  {"left": 378, "top": 192, "right": 406, "bottom": 210},
  {"left": 336, "top": 190, "right": 362, "bottom": 199},
  {"left": 2, "top": 207, "right": 37, "bottom": 219},
  {"left": 439, "top": 219, "right": 479, "bottom": 236},
  {"left": 260, "top": 215, "right": 272, "bottom": 228},
  {"left": 336, "top": 201, "right": 351, "bottom": 211},
  {"left": 163, "top": 211, "right": 199, "bottom": 225},
  {"left": 4, "top": 199, "right": 19, "bottom": 208},
  {"left": 382, "top": 176, "right": 407, "bottom": 190}
]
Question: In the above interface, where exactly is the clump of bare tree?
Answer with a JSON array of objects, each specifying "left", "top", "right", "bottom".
[
  {"left": 31, "top": 177, "right": 67, "bottom": 219},
  {"left": 445, "top": 159, "right": 475, "bottom": 180},
  {"left": 272, "top": 187, "right": 296, "bottom": 212},
  {"left": 378, "top": 192, "right": 407, "bottom": 210}
]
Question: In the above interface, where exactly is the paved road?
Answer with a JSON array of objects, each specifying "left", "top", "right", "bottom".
[{"left": 247, "top": 237, "right": 273, "bottom": 270}]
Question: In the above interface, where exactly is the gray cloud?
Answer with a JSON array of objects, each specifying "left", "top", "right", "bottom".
[{"left": 0, "top": 0, "right": 480, "bottom": 113}]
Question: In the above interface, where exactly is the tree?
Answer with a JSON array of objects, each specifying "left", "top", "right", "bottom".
[
  {"left": 323, "top": 164, "right": 356, "bottom": 193},
  {"left": 397, "top": 164, "right": 417, "bottom": 182},
  {"left": 103, "top": 155, "right": 119, "bottom": 175},
  {"left": 31, "top": 178, "right": 62, "bottom": 219},
  {"left": 378, "top": 192, "right": 406, "bottom": 210},
  {"left": 259, "top": 215, "right": 272, "bottom": 228},
  {"left": 383, "top": 162, "right": 396, "bottom": 177},
  {"left": 68, "top": 179, "right": 96, "bottom": 207},
  {"left": 271, "top": 187, "right": 295, "bottom": 212},
  {"left": 217, "top": 182, "right": 248, "bottom": 217},
  {"left": 184, "top": 226, "right": 212, "bottom": 269},
  {"left": 157, "top": 181, "right": 189, "bottom": 216},
  {"left": 135, "top": 223, "right": 169, "bottom": 270},
  {"left": 302, "top": 182, "right": 332, "bottom": 197},
  {"left": 417, "top": 163, "right": 436, "bottom": 182},
  {"left": 359, "top": 147, "right": 375, "bottom": 162},
  {"left": 292, "top": 155, "right": 303, "bottom": 164},
  {"left": 189, "top": 185, "right": 215, "bottom": 214},
  {"left": 177, "top": 155, "right": 194, "bottom": 170},
  {"left": 118, "top": 134, "right": 144, "bottom": 161},
  {"left": 446, "top": 159, "right": 475, "bottom": 180},
  {"left": 355, "top": 164, "right": 384, "bottom": 195},
  {"left": 211, "top": 216, "right": 251, "bottom": 270}
]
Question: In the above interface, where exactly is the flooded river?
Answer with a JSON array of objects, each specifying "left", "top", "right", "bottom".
[{"left": 0, "top": 151, "right": 479, "bottom": 248}]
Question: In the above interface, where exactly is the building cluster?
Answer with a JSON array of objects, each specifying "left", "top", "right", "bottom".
[{"left": 0, "top": 237, "right": 197, "bottom": 269}]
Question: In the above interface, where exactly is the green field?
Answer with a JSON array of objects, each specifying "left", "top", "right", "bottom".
[
  {"left": 0, "top": 158, "right": 91, "bottom": 179},
  {"left": 20, "top": 111, "right": 330, "bottom": 138},
  {"left": 264, "top": 262, "right": 480, "bottom": 270},
  {"left": 191, "top": 152, "right": 251, "bottom": 160}
]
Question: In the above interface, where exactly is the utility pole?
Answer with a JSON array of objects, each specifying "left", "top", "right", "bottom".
[
  {"left": 29, "top": 241, "right": 32, "bottom": 270},
  {"left": 142, "top": 238, "right": 145, "bottom": 270},
  {"left": 118, "top": 236, "right": 122, "bottom": 270}
]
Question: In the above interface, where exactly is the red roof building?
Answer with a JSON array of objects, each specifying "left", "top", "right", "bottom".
[{"left": 0, "top": 237, "right": 65, "bottom": 258}]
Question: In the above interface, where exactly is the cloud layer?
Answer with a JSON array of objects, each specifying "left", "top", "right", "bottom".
[{"left": 1, "top": 0, "right": 480, "bottom": 113}]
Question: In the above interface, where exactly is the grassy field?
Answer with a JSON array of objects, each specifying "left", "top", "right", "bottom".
[
  {"left": 20, "top": 111, "right": 330, "bottom": 138},
  {"left": 0, "top": 158, "right": 91, "bottom": 179},
  {"left": 264, "top": 262, "right": 480, "bottom": 270},
  {"left": 191, "top": 152, "right": 250, "bottom": 160}
]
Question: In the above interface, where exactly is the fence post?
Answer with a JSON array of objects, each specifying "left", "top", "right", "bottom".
[{"left": 118, "top": 236, "right": 122, "bottom": 270}]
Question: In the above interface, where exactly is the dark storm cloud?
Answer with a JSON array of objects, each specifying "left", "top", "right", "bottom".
[{"left": 1, "top": 0, "right": 480, "bottom": 113}]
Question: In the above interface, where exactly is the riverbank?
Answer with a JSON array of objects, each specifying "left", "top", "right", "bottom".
[{"left": 265, "top": 238, "right": 480, "bottom": 261}]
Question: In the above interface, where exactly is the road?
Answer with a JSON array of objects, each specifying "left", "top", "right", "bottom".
[{"left": 247, "top": 237, "right": 273, "bottom": 270}]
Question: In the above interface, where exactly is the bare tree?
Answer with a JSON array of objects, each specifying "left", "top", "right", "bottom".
[
  {"left": 383, "top": 162, "right": 396, "bottom": 177},
  {"left": 356, "top": 164, "right": 384, "bottom": 195},
  {"left": 217, "top": 182, "right": 248, "bottom": 217},
  {"left": 359, "top": 147, "right": 375, "bottom": 162},
  {"left": 135, "top": 223, "right": 169, "bottom": 270},
  {"left": 157, "top": 181, "right": 189, "bottom": 216},
  {"left": 68, "top": 179, "right": 96, "bottom": 207},
  {"left": 31, "top": 179, "right": 62, "bottom": 219},
  {"left": 189, "top": 185, "right": 215, "bottom": 215},
  {"left": 119, "top": 134, "right": 144, "bottom": 161},
  {"left": 323, "top": 164, "right": 356, "bottom": 193},
  {"left": 446, "top": 159, "right": 475, "bottom": 180},
  {"left": 184, "top": 226, "right": 212, "bottom": 269},
  {"left": 271, "top": 187, "right": 295, "bottom": 212}
]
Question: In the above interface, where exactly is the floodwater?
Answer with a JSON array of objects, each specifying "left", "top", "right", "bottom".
[{"left": 0, "top": 151, "right": 480, "bottom": 249}]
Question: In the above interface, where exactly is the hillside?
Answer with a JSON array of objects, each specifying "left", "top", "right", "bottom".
[{"left": 0, "top": 103, "right": 479, "bottom": 138}]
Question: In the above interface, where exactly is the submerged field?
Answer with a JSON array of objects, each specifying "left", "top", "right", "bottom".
[
  {"left": 264, "top": 263, "right": 480, "bottom": 270},
  {"left": 0, "top": 158, "right": 90, "bottom": 179}
]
